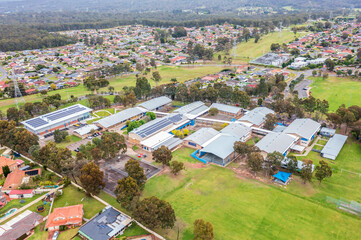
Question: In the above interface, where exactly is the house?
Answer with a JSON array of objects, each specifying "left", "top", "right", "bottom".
[
  {"left": 0, "top": 210, "right": 43, "bottom": 239},
  {"left": 94, "top": 107, "right": 146, "bottom": 131},
  {"left": 137, "top": 96, "right": 172, "bottom": 111},
  {"left": 321, "top": 134, "right": 348, "bottom": 160},
  {"left": 0, "top": 156, "right": 19, "bottom": 175},
  {"left": 46, "top": 204, "right": 83, "bottom": 231},
  {"left": 2, "top": 169, "right": 26, "bottom": 193},
  {"left": 73, "top": 124, "right": 99, "bottom": 139},
  {"left": 239, "top": 107, "right": 275, "bottom": 127},
  {"left": 21, "top": 104, "right": 93, "bottom": 135},
  {"left": 209, "top": 103, "right": 243, "bottom": 117},
  {"left": 283, "top": 118, "right": 321, "bottom": 146},
  {"left": 184, "top": 128, "right": 219, "bottom": 149},
  {"left": 255, "top": 132, "right": 299, "bottom": 157},
  {"left": 9, "top": 189, "right": 35, "bottom": 199},
  {"left": 78, "top": 205, "right": 132, "bottom": 240}
]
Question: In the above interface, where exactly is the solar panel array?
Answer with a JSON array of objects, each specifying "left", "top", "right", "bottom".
[
  {"left": 46, "top": 105, "right": 86, "bottom": 121},
  {"left": 25, "top": 118, "right": 48, "bottom": 128},
  {"left": 135, "top": 114, "right": 184, "bottom": 138}
]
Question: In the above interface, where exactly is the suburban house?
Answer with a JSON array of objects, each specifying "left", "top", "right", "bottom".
[
  {"left": 209, "top": 103, "right": 243, "bottom": 117},
  {"left": 255, "top": 132, "right": 299, "bottom": 157},
  {"left": 46, "top": 204, "right": 83, "bottom": 231},
  {"left": 21, "top": 104, "right": 93, "bottom": 135},
  {"left": 184, "top": 128, "right": 219, "bottom": 149},
  {"left": 94, "top": 107, "right": 147, "bottom": 131},
  {"left": 78, "top": 205, "right": 132, "bottom": 240},
  {"left": 283, "top": 118, "right": 321, "bottom": 146},
  {"left": 73, "top": 124, "right": 99, "bottom": 139},
  {"left": 0, "top": 192, "right": 8, "bottom": 208},
  {"left": 137, "top": 96, "right": 172, "bottom": 111},
  {"left": 0, "top": 156, "right": 19, "bottom": 175},
  {"left": 2, "top": 169, "right": 26, "bottom": 193},
  {"left": 0, "top": 210, "right": 43, "bottom": 239},
  {"left": 9, "top": 189, "right": 35, "bottom": 199},
  {"left": 140, "top": 131, "right": 183, "bottom": 152},
  {"left": 321, "top": 134, "right": 348, "bottom": 160},
  {"left": 129, "top": 113, "right": 190, "bottom": 145},
  {"left": 238, "top": 107, "right": 275, "bottom": 127}
]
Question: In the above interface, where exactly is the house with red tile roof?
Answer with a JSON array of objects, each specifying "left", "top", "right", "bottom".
[
  {"left": 46, "top": 204, "right": 83, "bottom": 231},
  {"left": 0, "top": 156, "right": 18, "bottom": 175},
  {"left": 2, "top": 169, "right": 26, "bottom": 193}
]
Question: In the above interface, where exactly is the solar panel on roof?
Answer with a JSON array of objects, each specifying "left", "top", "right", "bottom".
[
  {"left": 47, "top": 106, "right": 86, "bottom": 121},
  {"left": 25, "top": 118, "right": 48, "bottom": 128}
]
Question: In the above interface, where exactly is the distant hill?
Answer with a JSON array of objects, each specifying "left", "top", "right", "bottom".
[{"left": 0, "top": 0, "right": 360, "bottom": 13}]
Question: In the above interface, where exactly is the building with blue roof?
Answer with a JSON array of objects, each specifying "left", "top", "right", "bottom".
[{"left": 273, "top": 171, "right": 292, "bottom": 185}]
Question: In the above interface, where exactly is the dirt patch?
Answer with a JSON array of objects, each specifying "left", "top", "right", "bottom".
[
  {"left": 185, "top": 162, "right": 206, "bottom": 169},
  {"left": 228, "top": 162, "right": 271, "bottom": 184}
]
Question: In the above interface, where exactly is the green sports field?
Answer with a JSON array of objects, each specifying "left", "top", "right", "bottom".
[
  {"left": 0, "top": 65, "right": 223, "bottom": 113},
  {"left": 142, "top": 144, "right": 361, "bottom": 240},
  {"left": 219, "top": 30, "right": 307, "bottom": 64},
  {"left": 309, "top": 76, "right": 361, "bottom": 111}
]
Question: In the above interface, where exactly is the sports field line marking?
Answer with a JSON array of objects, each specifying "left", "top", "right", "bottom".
[{"left": 185, "top": 182, "right": 193, "bottom": 191}]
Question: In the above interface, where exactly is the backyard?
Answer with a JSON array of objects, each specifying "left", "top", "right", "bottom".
[
  {"left": 142, "top": 146, "right": 361, "bottom": 240},
  {"left": 309, "top": 76, "right": 361, "bottom": 111}
]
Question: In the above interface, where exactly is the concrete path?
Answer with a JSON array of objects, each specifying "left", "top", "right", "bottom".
[{"left": 293, "top": 136, "right": 320, "bottom": 157}]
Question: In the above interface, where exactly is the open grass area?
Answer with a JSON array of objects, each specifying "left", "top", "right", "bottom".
[
  {"left": 54, "top": 135, "right": 82, "bottom": 149},
  {"left": 310, "top": 76, "right": 361, "bottom": 111},
  {"left": 58, "top": 227, "right": 79, "bottom": 240},
  {"left": 28, "top": 222, "right": 48, "bottom": 240},
  {"left": 142, "top": 146, "right": 361, "bottom": 240},
  {"left": 52, "top": 185, "right": 105, "bottom": 219},
  {"left": 108, "top": 65, "right": 224, "bottom": 91},
  {"left": 317, "top": 139, "right": 328, "bottom": 145},
  {"left": 223, "top": 30, "right": 306, "bottom": 63}
]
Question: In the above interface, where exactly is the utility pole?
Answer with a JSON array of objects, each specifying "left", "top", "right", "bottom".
[{"left": 13, "top": 77, "right": 25, "bottom": 109}]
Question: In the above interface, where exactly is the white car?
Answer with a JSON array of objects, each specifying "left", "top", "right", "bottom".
[{"left": 52, "top": 231, "right": 59, "bottom": 240}]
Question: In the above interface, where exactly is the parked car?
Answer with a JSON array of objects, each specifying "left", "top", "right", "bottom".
[
  {"left": 52, "top": 231, "right": 59, "bottom": 240},
  {"left": 87, "top": 136, "right": 93, "bottom": 139},
  {"left": 74, "top": 148, "right": 79, "bottom": 152}
]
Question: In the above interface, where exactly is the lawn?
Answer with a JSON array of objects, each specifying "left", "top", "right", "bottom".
[
  {"left": 317, "top": 139, "right": 328, "bottom": 145},
  {"left": 116, "top": 223, "right": 149, "bottom": 238},
  {"left": 222, "top": 30, "right": 306, "bottom": 63},
  {"left": 309, "top": 76, "right": 361, "bottom": 111},
  {"left": 142, "top": 146, "right": 361, "bottom": 240},
  {"left": 52, "top": 185, "right": 105, "bottom": 219},
  {"left": 0, "top": 194, "right": 42, "bottom": 216},
  {"left": 108, "top": 65, "right": 224, "bottom": 91},
  {"left": 55, "top": 135, "right": 82, "bottom": 149}
]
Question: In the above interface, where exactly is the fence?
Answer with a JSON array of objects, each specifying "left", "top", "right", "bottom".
[{"left": 326, "top": 196, "right": 361, "bottom": 217}]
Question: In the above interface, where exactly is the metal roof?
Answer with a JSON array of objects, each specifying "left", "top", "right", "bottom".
[
  {"left": 138, "top": 96, "right": 172, "bottom": 111},
  {"left": 320, "top": 127, "right": 336, "bottom": 136},
  {"left": 21, "top": 104, "right": 93, "bottom": 131},
  {"left": 185, "top": 127, "right": 219, "bottom": 147},
  {"left": 256, "top": 132, "right": 298, "bottom": 154},
  {"left": 221, "top": 123, "right": 251, "bottom": 139},
  {"left": 201, "top": 134, "right": 239, "bottom": 160},
  {"left": 321, "top": 134, "right": 348, "bottom": 160},
  {"left": 239, "top": 107, "right": 274, "bottom": 126},
  {"left": 131, "top": 113, "right": 186, "bottom": 139},
  {"left": 210, "top": 103, "right": 242, "bottom": 115},
  {"left": 74, "top": 124, "right": 99, "bottom": 136},
  {"left": 174, "top": 101, "right": 205, "bottom": 114},
  {"left": 284, "top": 118, "right": 321, "bottom": 140},
  {"left": 79, "top": 206, "right": 131, "bottom": 240},
  {"left": 140, "top": 131, "right": 173, "bottom": 149},
  {"left": 95, "top": 107, "right": 146, "bottom": 128}
]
